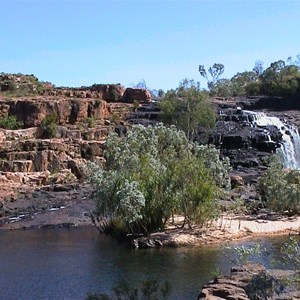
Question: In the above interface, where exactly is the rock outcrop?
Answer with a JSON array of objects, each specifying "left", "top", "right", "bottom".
[
  {"left": 207, "top": 108, "right": 286, "bottom": 184},
  {"left": 198, "top": 264, "right": 265, "bottom": 300},
  {"left": 0, "top": 98, "right": 110, "bottom": 127},
  {"left": 122, "top": 88, "right": 152, "bottom": 103},
  {"left": 0, "top": 73, "right": 152, "bottom": 103},
  {"left": 0, "top": 87, "right": 137, "bottom": 225}
]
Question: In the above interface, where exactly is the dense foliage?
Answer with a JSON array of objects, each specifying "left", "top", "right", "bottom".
[
  {"left": 159, "top": 79, "right": 216, "bottom": 140},
  {"left": 0, "top": 113, "right": 23, "bottom": 129},
  {"left": 88, "top": 124, "right": 230, "bottom": 235},
  {"left": 203, "top": 55, "right": 300, "bottom": 98},
  {"left": 259, "top": 157, "right": 300, "bottom": 215}
]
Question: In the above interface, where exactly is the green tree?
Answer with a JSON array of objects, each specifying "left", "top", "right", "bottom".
[
  {"left": 209, "top": 71, "right": 260, "bottom": 97},
  {"left": 209, "top": 79, "right": 234, "bottom": 97},
  {"left": 259, "top": 157, "right": 300, "bottom": 215},
  {"left": 260, "top": 59, "right": 300, "bottom": 97},
  {"left": 199, "top": 63, "right": 224, "bottom": 89},
  {"left": 87, "top": 125, "right": 230, "bottom": 235},
  {"left": 159, "top": 79, "right": 216, "bottom": 140},
  {"left": 157, "top": 89, "right": 165, "bottom": 98}
]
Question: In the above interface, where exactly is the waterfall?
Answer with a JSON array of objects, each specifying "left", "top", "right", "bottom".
[{"left": 248, "top": 111, "right": 300, "bottom": 169}]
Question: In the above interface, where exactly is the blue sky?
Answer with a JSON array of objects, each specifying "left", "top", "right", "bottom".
[{"left": 1, "top": 0, "right": 300, "bottom": 91}]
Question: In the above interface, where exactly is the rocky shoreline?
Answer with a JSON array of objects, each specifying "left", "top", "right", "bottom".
[
  {"left": 198, "top": 263, "right": 300, "bottom": 300},
  {"left": 0, "top": 180, "right": 95, "bottom": 230}
]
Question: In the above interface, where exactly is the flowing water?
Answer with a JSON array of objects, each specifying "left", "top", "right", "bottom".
[
  {"left": 0, "top": 227, "right": 290, "bottom": 300},
  {"left": 245, "top": 110, "right": 300, "bottom": 169}
]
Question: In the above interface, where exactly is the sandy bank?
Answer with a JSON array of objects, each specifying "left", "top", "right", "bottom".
[
  {"left": 144, "top": 214, "right": 300, "bottom": 247},
  {"left": 1, "top": 205, "right": 299, "bottom": 248}
]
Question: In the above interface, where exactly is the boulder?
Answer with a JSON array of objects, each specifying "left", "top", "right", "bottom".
[
  {"left": 198, "top": 264, "right": 266, "bottom": 300},
  {"left": 90, "top": 84, "right": 125, "bottom": 101},
  {"left": 230, "top": 175, "right": 244, "bottom": 188},
  {"left": 122, "top": 88, "right": 151, "bottom": 103},
  {"left": 0, "top": 160, "right": 32, "bottom": 172}
]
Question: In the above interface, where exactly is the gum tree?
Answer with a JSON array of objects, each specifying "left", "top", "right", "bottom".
[{"left": 159, "top": 79, "right": 216, "bottom": 141}]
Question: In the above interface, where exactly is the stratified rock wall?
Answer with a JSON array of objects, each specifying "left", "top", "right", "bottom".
[{"left": 0, "top": 98, "right": 110, "bottom": 127}]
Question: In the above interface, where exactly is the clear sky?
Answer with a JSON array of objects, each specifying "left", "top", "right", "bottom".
[{"left": 1, "top": 0, "right": 300, "bottom": 91}]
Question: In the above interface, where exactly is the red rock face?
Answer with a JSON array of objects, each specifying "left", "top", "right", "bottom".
[
  {"left": 90, "top": 84, "right": 126, "bottom": 102},
  {"left": 122, "top": 88, "right": 152, "bottom": 103},
  {"left": 52, "top": 84, "right": 126, "bottom": 102},
  {"left": 0, "top": 98, "right": 110, "bottom": 127}
]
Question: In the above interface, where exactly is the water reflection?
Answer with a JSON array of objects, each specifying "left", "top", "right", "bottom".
[{"left": 0, "top": 228, "right": 289, "bottom": 300}]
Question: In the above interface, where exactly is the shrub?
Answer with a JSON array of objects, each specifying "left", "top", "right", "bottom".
[
  {"left": 87, "top": 124, "right": 230, "bottom": 235},
  {"left": 110, "top": 113, "right": 120, "bottom": 125},
  {"left": 259, "top": 156, "right": 300, "bottom": 215},
  {"left": 0, "top": 113, "right": 23, "bottom": 129},
  {"left": 132, "top": 99, "right": 139, "bottom": 111},
  {"left": 84, "top": 117, "right": 95, "bottom": 128},
  {"left": 42, "top": 113, "right": 58, "bottom": 138},
  {"left": 86, "top": 279, "right": 171, "bottom": 300}
]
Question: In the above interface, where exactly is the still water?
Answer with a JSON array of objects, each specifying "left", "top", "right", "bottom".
[{"left": 0, "top": 227, "right": 287, "bottom": 300}]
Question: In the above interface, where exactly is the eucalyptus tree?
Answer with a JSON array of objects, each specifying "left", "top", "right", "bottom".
[
  {"left": 159, "top": 79, "right": 216, "bottom": 141},
  {"left": 199, "top": 63, "right": 225, "bottom": 89}
]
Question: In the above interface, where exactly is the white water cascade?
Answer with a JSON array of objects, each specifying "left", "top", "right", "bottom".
[{"left": 249, "top": 111, "right": 300, "bottom": 169}]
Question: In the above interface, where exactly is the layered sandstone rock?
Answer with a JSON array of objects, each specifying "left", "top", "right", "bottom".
[
  {"left": 0, "top": 138, "right": 105, "bottom": 174},
  {"left": 0, "top": 98, "right": 110, "bottom": 127}
]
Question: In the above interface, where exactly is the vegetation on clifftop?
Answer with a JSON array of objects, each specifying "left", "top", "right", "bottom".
[
  {"left": 0, "top": 73, "right": 53, "bottom": 96},
  {"left": 199, "top": 55, "right": 300, "bottom": 99}
]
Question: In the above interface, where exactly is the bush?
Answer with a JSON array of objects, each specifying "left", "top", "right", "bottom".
[
  {"left": 42, "top": 113, "right": 58, "bottom": 138},
  {"left": 0, "top": 113, "right": 23, "bottom": 129},
  {"left": 259, "top": 156, "right": 300, "bottom": 215},
  {"left": 110, "top": 113, "right": 120, "bottom": 125},
  {"left": 84, "top": 117, "right": 95, "bottom": 128},
  {"left": 87, "top": 124, "right": 230, "bottom": 235},
  {"left": 86, "top": 279, "right": 171, "bottom": 300}
]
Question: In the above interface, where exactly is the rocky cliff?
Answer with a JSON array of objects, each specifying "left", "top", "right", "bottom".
[{"left": 0, "top": 76, "right": 153, "bottom": 227}]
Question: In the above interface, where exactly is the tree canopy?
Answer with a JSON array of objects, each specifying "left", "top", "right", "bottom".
[
  {"left": 204, "top": 55, "right": 300, "bottom": 98},
  {"left": 199, "top": 63, "right": 225, "bottom": 89},
  {"left": 159, "top": 79, "right": 216, "bottom": 141}
]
